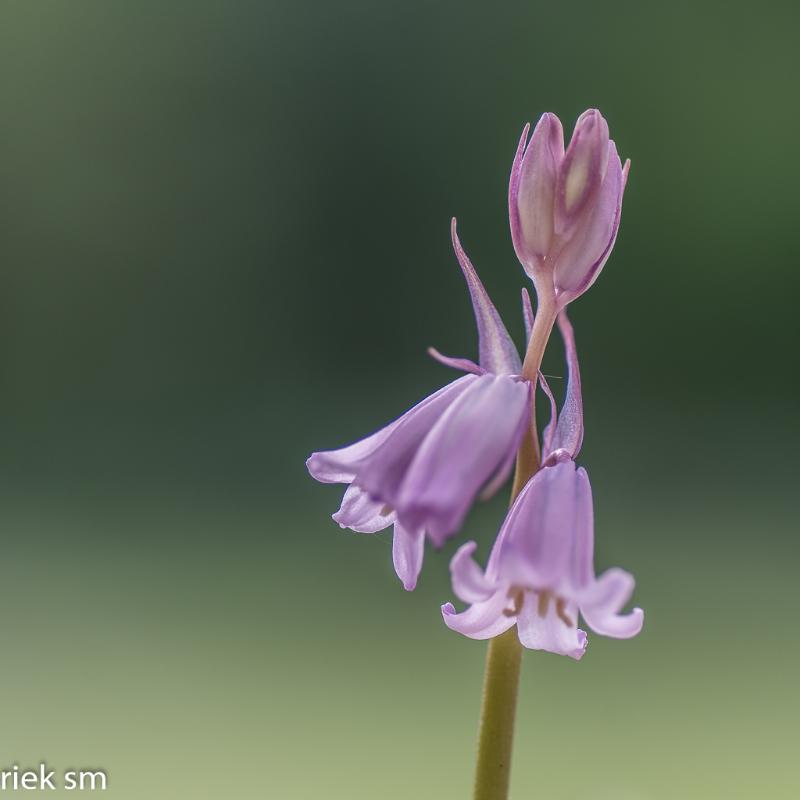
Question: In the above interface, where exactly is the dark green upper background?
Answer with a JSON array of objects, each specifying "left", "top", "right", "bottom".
[
  {"left": 1, "top": 0, "right": 798, "bottom": 500},
  {"left": 0, "top": 2, "right": 797, "bottom": 798}
]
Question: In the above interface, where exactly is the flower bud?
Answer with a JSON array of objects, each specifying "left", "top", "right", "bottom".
[{"left": 509, "top": 109, "right": 629, "bottom": 308}]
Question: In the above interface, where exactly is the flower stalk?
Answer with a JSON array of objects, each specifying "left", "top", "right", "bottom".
[
  {"left": 510, "top": 289, "right": 558, "bottom": 498},
  {"left": 473, "top": 292, "right": 555, "bottom": 800},
  {"left": 473, "top": 628, "right": 523, "bottom": 800}
]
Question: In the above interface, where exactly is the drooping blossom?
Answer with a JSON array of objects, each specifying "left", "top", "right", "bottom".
[
  {"left": 441, "top": 313, "right": 643, "bottom": 658},
  {"left": 306, "top": 219, "right": 531, "bottom": 590},
  {"left": 509, "top": 109, "right": 630, "bottom": 310}
]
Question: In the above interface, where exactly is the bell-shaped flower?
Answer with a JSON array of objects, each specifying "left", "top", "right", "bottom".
[
  {"left": 441, "top": 459, "right": 643, "bottom": 659},
  {"left": 306, "top": 219, "right": 531, "bottom": 590},
  {"left": 509, "top": 109, "right": 630, "bottom": 309},
  {"left": 441, "top": 312, "right": 642, "bottom": 658}
]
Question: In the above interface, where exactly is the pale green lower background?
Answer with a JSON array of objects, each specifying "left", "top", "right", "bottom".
[{"left": 2, "top": 476, "right": 796, "bottom": 799}]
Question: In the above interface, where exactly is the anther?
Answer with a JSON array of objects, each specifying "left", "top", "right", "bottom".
[
  {"left": 537, "top": 590, "right": 551, "bottom": 617},
  {"left": 555, "top": 597, "right": 574, "bottom": 627},
  {"left": 503, "top": 588, "right": 525, "bottom": 617}
]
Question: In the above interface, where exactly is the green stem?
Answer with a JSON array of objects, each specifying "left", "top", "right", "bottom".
[
  {"left": 473, "top": 628, "right": 523, "bottom": 800},
  {"left": 473, "top": 288, "right": 559, "bottom": 800}
]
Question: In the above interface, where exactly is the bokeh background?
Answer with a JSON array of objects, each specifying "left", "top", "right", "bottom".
[{"left": 1, "top": 1, "right": 798, "bottom": 797}]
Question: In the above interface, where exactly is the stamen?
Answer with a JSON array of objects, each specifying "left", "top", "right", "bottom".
[
  {"left": 380, "top": 505, "right": 393, "bottom": 517},
  {"left": 555, "top": 597, "right": 574, "bottom": 627},
  {"left": 503, "top": 588, "right": 525, "bottom": 617},
  {"left": 505, "top": 587, "right": 574, "bottom": 626},
  {"left": 537, "top": 590, "right": 551, "bottom": 617}
]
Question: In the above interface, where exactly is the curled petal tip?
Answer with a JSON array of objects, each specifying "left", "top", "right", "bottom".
[
  {"left": 399, "top": 575, "right": 417, "bottom": 591},
  {"left": 591, "top": 607, "right": 644, "bottom": 640},
  {"left": 579, "top": 568, "right": 644, "bottom": 638},
  {"left": 392, "top": 524, "right": 425, "bottom": 591},
  {"left": 450, "top": 540, "right": 495, "bottom": 604}
]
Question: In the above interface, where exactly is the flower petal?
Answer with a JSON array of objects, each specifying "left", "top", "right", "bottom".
[
  {"left": 478, "top": 378, "right": 534, "bottom": 501},
  {"left": 309, "top": 375, "right": 475, "bottom": 485},
  {"left": 554, "top": 139, "right": 625, "bottom": 304},
  {"left": 493, "top": 541, "right": 540, "bottom": 588},
  {"left": 510, "top": 114, "right": 564, "bottom": 273},
  {"left": 332, "top": 484, "right": 395, "bottom": 533},
  {"left": 355, "top": 374, "right": 477, "bottom": 503},
  {"left": 508, "top": 122, "right": 531, "bottom": 267},
  {"left": 450, "top": 541, "right": 496, "bottom": 604},
  {"left": 441, "top": 589, "right": 516, "bottom": 640},
  {"left": 579, "top": 567, "right": 644, "bottom": 639},
  {"left": 516, "top": 593, "right": 588, "bottom": 660},
  {"left": 307, "top": 423, "right": 401, "bottom": 484},
  {"left": 451, "top": 218, "right": 521, "bottom": 375},
  {"left": 568, "top": 466, "right": 595, "bottom": 590},
  {"left": 575, "top": 154, "right": 629, "bottom": 300},
  {"left": 499, "top": 460, "right": 584, "bottom": 589},
  {"left": 554, "top": 109, "right": 609, "bottom": 237},
  {"left": 392, "top": 523, "right": 426, "bottom": 591},
  {"left": 395, "top": 374, "right": 530, "bottom": 544}
]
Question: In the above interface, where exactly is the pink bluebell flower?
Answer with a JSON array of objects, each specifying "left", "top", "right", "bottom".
[
  {"left": 509, "top": 109, "right": 630, "bottom": 310},
  {"left": 307, "top": 220, "right": 531, "bottom": 590},
  {"left": 441, "top": 313, "right": 643, "bottom": 658}
]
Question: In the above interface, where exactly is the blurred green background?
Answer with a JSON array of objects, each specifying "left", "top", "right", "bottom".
[{"left": 0, "top": 1, "right": 798, "bottom": 797}]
